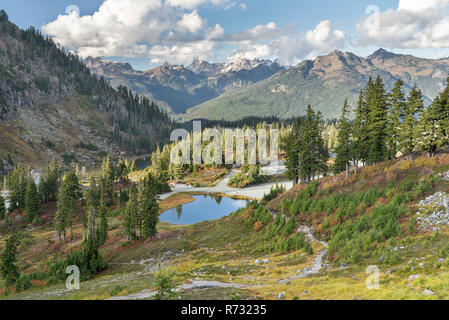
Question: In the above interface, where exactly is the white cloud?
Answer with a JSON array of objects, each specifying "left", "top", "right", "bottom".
[
  {"left": 228, "top": 44, "right": 271, "bottom": 60},
  {"left": 148, "top": 25, "right": 224, "bottom": 64},
  {"left": 398, "top": 0, "right": 449, "bottom": 12},
  {"left": 166, "top": 0, "right": 229, "bottom": 9},
  {"left": 43, "top": 0, "right": 346, "bottom": 67},
  {"left": 177, "top": 10, "right": 204, "bottom": 33},
  {"left": 356, "top": 0, "right": 449, "bottom": 48},
  {"left": 225, "top": 22, "right": 283, "bottom": 42},
  {"left": 269, "top": 20, "right": 346, "bottom": 65}
]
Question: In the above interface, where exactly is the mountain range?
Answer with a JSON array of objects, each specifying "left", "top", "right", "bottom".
[
  {"left": 87, "top": 49, "right": 449, "bottom": 122},
  {"left": 85, "top": 56, "right": 284, "bottom": 115},
  {"left": 183, "top": 49, "right": 449, "bottom": 121}
]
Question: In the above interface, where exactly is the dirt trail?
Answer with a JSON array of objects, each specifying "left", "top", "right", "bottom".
[
  {"left": 108, "top": 280, "right": 246, "bottom": 300},
  {"left": 279, "top": 226, "right": 329, "bottom": 284}
]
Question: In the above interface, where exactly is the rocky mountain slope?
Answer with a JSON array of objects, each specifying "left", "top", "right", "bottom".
[
  {"left": 85, "top": 57, "right": 284, "bottom": 115},
  {"left": 183, "top": 49, "right": 449, "bottom": 121},
  {"left": 0, "top": 11, "right": 173, "bottom": 167}
]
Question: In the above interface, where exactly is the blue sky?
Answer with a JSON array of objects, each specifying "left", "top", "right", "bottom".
[{"left": 2, "top": 0, "right": 449, "bottom": 70}]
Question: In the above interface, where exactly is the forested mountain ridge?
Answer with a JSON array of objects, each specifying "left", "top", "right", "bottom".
[
  {"left": 85, "top": 56, "right": 284, "bottom": 115},
  {"left": 182, "top": 49, "right": 449, "bottom": 121},
  {"left": 0, "top": 11, "right": 174, "bottom": 167}
]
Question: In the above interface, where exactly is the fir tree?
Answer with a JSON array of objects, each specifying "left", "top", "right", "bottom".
[
  {"left": 101, "top": 156, "right": 115, "bottom": 206},
  {"left": 39, "top": 160, "right": 60, "bottom": 203},
  {"left": 123, "top": 183, "right": 139, "bottom": 240},
  {"left": 333, "top": 99, "right": 352, "bottom": 177},
  {"left": 55, "top": 174, "right": 77, "bottom": 241},
  {"left": 283, "top": 117, "right": 302, "bottom": 185},
  {"left": 351, "top": 90, "right": 367, "bottom": 173},
  {"left": 398, "top": 87, "right": 424, "bottom": 159},
  {"left": 0, "top": 193, "right": 5, "bottom": 220},
  {"left": 0, "top": 233, "right": 19, "bottom": 291},
  {"left": 24, "top": 179, "right": 39, "bottom": 223},
  {"left": 386, "top": 80, "right": 406, "bottom": 159},
  {"left": 142, "top": 182, "right": 160, "bottom": 239},
  {"left": 8, "top": 164, "right": 27, "bottom": 211},
  {"left": 97, "top": 202, "right": 108, "bottom": 245}
]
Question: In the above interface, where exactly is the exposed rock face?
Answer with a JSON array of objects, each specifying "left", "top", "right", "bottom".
[{"left": 417, "top": 190, "right": 449, "bottom": 231}]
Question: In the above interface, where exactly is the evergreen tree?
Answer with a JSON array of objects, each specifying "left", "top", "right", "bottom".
[
  {"left": 39, "top": 160, "right": 60, "bottom": 203},
  {"left": 416, "top": 101, "right": 442, "bottom": 158},
  {"left": 283, "top": 117, "right": 302, "bottom": 184},
  {"left": 351, "top": 90, "right": 367, "bottom": 173},
  {"left": 0, "top": 193, "right": 5, "bottom": 220},
  {"left": 333, "top": 99, "right": 352, "bottom": 177},
  {"left": 84, "top": 177, "right": 100, "bottom": 243},
  {"left": 116, "top": 160, "right": 129, "bottom": 182},
  {"left": 24, "top": 179, "right": 39, "bottom": 223},
  {"left": 8, "top": 164, "right": 27, "bottom": 211},
  {"left": 365, "top": 76, "right": 388, "bottom": 164},
  {"left": 63, "top": 171, "right": 81, "bottom": 200},
  {"left": 386, "top": 80, "right": 406, "bottom": 159},
  {"left": 398, "top": 87, "right": 424, "bottom": 159},
  {"left": 142, "top": 182, "right": 160, "bottom": 239},
  {"left": 101, "top": 156, "right": 115, "bottom": 206},
  {"left": 0, "top": 233, "right": 19, "bottom": 291},
  {"left": 123, "top": 183, "right": 139, "bottom": 240},
  {"left": 97, "top": 202, "right": 108, "bottom": 245},
  {"left": 55, "top": 174, "right": 77, "bottom": 241},
  {"left": 298, "top": 106, "right": 328, "bottom": 183}
]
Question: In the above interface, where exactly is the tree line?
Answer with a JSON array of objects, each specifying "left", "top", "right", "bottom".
[{"left": 284, "top": 75, "right": 449, "bottom": 183}]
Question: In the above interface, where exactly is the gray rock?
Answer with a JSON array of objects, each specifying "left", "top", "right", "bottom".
[{"left": 422, "top": 289, "right": 434, "bottom": 296}]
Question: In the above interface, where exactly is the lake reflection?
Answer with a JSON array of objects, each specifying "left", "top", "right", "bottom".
[{"left": 160, "top": 194, "right": 247, "bottom": 225}]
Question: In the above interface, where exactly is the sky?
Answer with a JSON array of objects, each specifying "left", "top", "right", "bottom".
[{"left": 2, "top": 0, "right": 449, "bottom": 70}]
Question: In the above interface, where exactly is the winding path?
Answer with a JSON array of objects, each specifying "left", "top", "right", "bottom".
[
  {"left": 279, "top": 226, "right": 329, "bottom": 284},
  {"left": 160, "top": 170, "right": 293, "bottom": 201},
  {"left": 108, "top": 280, "right": 246, "bottom": 300}
]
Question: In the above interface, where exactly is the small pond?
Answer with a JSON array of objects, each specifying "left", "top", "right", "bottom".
[{"left": 160, "top": 194, "right": 248, "bottom": 225}]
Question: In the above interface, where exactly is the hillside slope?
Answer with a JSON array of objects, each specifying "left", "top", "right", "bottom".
[
  {"left": 183, "top": 50, "right": 448, "bottom": 121},
  {"left": 0, "top": 12, "right": 173, "bottom": 167},
  {"left": 5, "top": 152, "right": 449, "bottom": 300}
]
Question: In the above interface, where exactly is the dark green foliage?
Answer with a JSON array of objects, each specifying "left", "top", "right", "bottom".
[
  {"left": 250, "top": 206, "right": 272, "bottom": 225},
  {"left": 333, "top": 100, "right": 352, "bottom": 176},
  {"left": 0, "top": 233, "right": 20, "bottom": 290},
  {"left": 283, "top": 107, "right": 329, "bottom": 184},
  {"left": 0, "top": 194, "right": 5, "bottom": 220},
  {"left": 261, "top": 184, "right": 286, "bottom": 204},
  {"left": 55, "top": 172, "right": 79, "bottom": 241},
  {"left": 141, "top": 174, "right": 161, "bottom": 239},
  {"left": 398, "top": 87, "right": 424, "bottom": 158},
  {"left": 24, "top": 240, "right": 106, "bottom": 287},
  {"left": 7, "top": 164, "right": 28, "bottom": 211},
  {"left": 24, "top": 179, "right": 39, "bottom": 223},
  {"left": 39, "top": 160, "right": 61, "bottom": 203}
]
